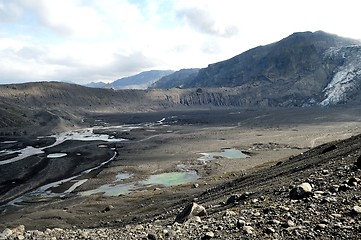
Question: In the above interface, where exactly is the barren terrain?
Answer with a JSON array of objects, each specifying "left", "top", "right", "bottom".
[{"left": 1, "top": 107, "right": 360, "bottom": 238}]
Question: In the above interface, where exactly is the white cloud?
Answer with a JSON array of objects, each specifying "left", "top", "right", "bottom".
[{"left": 0, "top": 0, "right": 360, "bottom": 85}]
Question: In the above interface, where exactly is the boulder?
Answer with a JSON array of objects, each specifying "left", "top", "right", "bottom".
[
  {"left": 290, "top": 182, "right": 313, "bottom": 200},
  {"left": 174, "top": 202, "right": 207, "bottom": 224}
]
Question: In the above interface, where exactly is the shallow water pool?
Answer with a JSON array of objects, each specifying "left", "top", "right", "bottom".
[
  {"left": 198, "top": 148, "right": 249, "bottom": 163},
  {"left": 47, "top": 153, "right": 67, "bottom": 158},
  {"left": 79, "top": 171, "right": 199, "bottom": 197},
  {"left": 141, "top": 171, "right": 199, "bottom": 187}
]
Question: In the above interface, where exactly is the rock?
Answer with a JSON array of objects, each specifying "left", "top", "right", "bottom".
[
  {"left": 102, "top": 205, "right": 114, "bottom": 212},
  {"left": 265, "top": 227, "right": 276, "bottom": 234},
  {"left": 299, "top": 182, "right": 312, "bottom": 192},
  {"left": 226, "top": 192, "right": 251, "bottom": 204},
  {"left": 315, "top": 224, "right": 327, "bottom": 230},
  {"left": 338, "top": 184, "right": 351, "bottom": 192},
  {"left": 237, "top": 220, "right": 246, "bottom": 228},
  {"left": 224, "top": 210, "right": 237, "bottom": 216},
  {"left": 202, "top": 231, "right": 215, "bottom": 239},
  {"left": 290, "top": 182, "right": 313, "bottom": 200},
  {"left": 174, "top": 202, "right": 207, "bottom": 223},
  {"left": 287, "top": 220, "right": 296, "bottom": 227},
  {"left": 193, "top": 183, "right": 199, "bottom": 188},
  {"left": 147, "top": 233, "right": 157, "bottom": 240},
  {"left": 352, "top": 206, "right": 361, "bottom": 215},
  {"left": 321, "top": 145, "right": 337, "bottom": 154},
  {"left": 2, "top": 228, "right": 12, "bottom": 237},
  {"left": 356, "top": 155, "right": 361, "bottom": 168},
  {"left": 226, "top": 194, "right": 240, "bottom": 204},
  {"left": 347, "top": 177, "right": 360, "bottom": 186},
  {"left": 12, "top": 225, "right": 25, "bottom": 235},
  {"left": 190, "top": 216, "right": 202, "bottom": 223},
  {"left": 243, "top": 226, "right": 254, "bottom": 234},
  {"left": 270, "top": 219, "right": 280, "bottom": 225}
]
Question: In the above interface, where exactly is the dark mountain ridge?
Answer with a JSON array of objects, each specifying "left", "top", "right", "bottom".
[{"left": 153, "top": 31, "right": 361, "bottom": 106}]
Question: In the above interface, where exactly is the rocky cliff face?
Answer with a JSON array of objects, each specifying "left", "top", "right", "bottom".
[{"left": 153, "top": 31, "right": 361, "bottom": 106}]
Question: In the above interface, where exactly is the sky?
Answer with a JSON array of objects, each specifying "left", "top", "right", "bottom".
[{"left": 0, "top": 0, "right": 360, "bottom": 85}]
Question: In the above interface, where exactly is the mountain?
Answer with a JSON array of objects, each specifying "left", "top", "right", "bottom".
[
  {"left": 104, "top": 70, "right": 174, "bottom": 90},
  {"left": 151, "top": 68, "right": 200, "bottom": 89},
  {"left": 152, "top": 31, "right": 361, "bottom": 106},
  {"left": 85, "top": 81, "right": 107, "bottom": 88}
]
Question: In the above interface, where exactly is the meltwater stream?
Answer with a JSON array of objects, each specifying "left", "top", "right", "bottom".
[
  {"left": 0, "top": 128, "right": 126, "bottom": 165},
  {"left": 7, "top": 152, "right": 118, "bottom": 206},
  {"left": 1, "top": 117, "right": 178, "bottom": 206}
]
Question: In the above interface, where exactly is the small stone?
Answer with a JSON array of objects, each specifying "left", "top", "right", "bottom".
[
  {"left": 279, "top": 206, "right": 290, "bottom": 211},
  {"left": 265, "top": 227, "right": 276, "bottom": 234},
  {"left": 338, "top": 184, "right": 351, "bottom": 192},
  {"left": 314, "top": 191, "right": 325, "bottom": 195},
  {"left": 13, "top": 225, "right": 25, "bottom": 235},
  {"left": 329, "top": 185, "right": 339, "bottom": 193},
  {"left": 2, "top": 229, "right": 12, "bottom": 237},
  {"left": 352, "top": 206, "right": 361, "bottom": 214},
  {"left": 348, "top": 177, "right": 360, "bottom": 186},
  {"left": 163, "top": 229, "right": 169, "bottom": 237},
  {"left": 315, "top": 224, "right": 327, "bottom": 230},
  {"left": 224, "top": 210, "right": 237, "bottom": 216},
  {"left": 103, "top": 205, "right": 114, "bottom": 212},
  {"left": 299, "top": 183, "right": 312, "bottom": 192},
  {"left": 356, "top": 155, "right": 361, "bottom": 168},
  {"left": 321, "top": 169, "right": 329, "bottom": 175},
  {"left": 202, "top": 231, "right": 215, "bottom": 239},
  {"left": 193, "top": 183, "right": 199, "bottom": 188},
  {"left": 226, "top": 194, "right": 240, "bottom": 204},
  {"left": 331, "top": 213, "right": 342, "bottom": 218},
  {"left": 270, "top": 219, "right": 280, "bottom": 225},
  {"left": 243, "top": 226, "right": 254, "bottom": 234},
  {"left": 147, "top": 233, "right": 157, "bottom": 240},
  {"left": 191, "top": 216, "right": 202, "bottom": 223},
  {"left": 287, "top": 220, "right": 296, "bottom": 227},
  {"left": 253, "top": 211, "right": 261, "bottom": 217},
  {"left": 237, "top": 219, "right": 246, "bottom": 228}
]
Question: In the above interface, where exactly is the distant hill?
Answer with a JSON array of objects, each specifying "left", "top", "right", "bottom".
[
  {"left": 152, "top": 31, "right": 361, "bottom": 106},
  {"left": 85, "top": 70, "right": 175, "bottom": 90},
  {"left": 151, "top": 68, "right": 200, "bottom": 89},
  {"left": 85, "top": 81, "right": 107, "bottom": 88}
]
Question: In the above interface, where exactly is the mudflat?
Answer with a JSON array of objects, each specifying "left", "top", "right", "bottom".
[{"left": 0, "top": 106, "right": 360, "bottom": 230}]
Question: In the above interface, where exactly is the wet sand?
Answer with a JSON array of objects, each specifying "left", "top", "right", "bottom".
[{"left": 1, "top": 107, "right": 361, "bottom": 230}]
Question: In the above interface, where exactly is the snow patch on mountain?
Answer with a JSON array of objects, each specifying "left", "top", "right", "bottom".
[{"left": 320, "top": 46, "right": 361, "bottom": 106}]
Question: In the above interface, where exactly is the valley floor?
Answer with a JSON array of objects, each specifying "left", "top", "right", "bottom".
[{"left": 0, "top": 107, "right": 361, "bottom": 239}]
